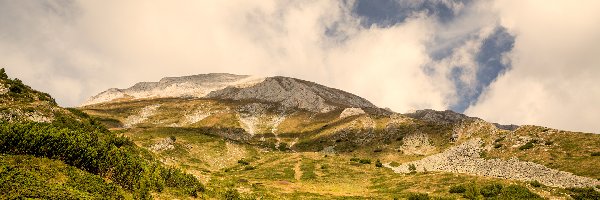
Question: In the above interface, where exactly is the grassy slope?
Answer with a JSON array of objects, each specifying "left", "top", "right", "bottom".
[
  {"left": 0, "top": 154, "right": 127, "bottom": 199},
  {"left": 81, "top": 97, "right": 600, "bottom": 199},
  {"left": 123, "top": 127, "right": 579, "bottom": 199}
]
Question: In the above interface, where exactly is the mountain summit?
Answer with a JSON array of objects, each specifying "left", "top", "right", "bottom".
[{"left": 82, "top": 74, "right": 376, "bottom": 112}]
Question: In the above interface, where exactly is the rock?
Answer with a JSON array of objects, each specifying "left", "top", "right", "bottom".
[
  {"left": 207, "top": 76, "right": 376, "bottom": 113},
  {"left": 0, "top": 83, "right": 8, "bottom": 95},
  {"left": 150, "top": 137, "right": 175, "bottom": 152},
  {"left": 339, "top": 108, "right": 366, "bottom": 119},
  {"left": 405, "top": 109, "right": 474, "bottom": 124},
  {"left": 123, "top": 104, "right": 161, "bottom": 128},
  {"left": 82, "top": 73, "right": 264, "bottom": 106},
  {"left": 387, "top": 138, "right": 600, "bottom": 188}
]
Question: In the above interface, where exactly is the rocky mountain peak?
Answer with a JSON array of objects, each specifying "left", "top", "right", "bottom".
[
  {"left": 206, "top": 76, "right": 376, "bottom": 112},
  {"left": 82, "top": 74, "right": 377, "bottom": 113}
]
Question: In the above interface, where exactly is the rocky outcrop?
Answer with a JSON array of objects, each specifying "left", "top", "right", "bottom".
[
  {"left": 339, "top": 108, "right": 366, "bottom": 119},
  {"left": 386, "top": 138, "right": 600, "bottom": 188},
  {"left": 0, "top": 83, "right": 8, "bottom": 95},
  {"left": 405, "top": 109, "right": 474, "bottom": 124},
  {"left": 82, "top": 73, "right": 264, "bottom": 106},
  {"left": 150, "top": 137, "right": 175, "bottom": 152},
  {"left": 123, "top": 104, "right": 161, "bottom": 128},
  {"left": 207, "top": 77, "right": 376, "bottom": 113}
]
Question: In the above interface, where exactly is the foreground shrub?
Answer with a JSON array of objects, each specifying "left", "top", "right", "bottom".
[
  {"left": 567, "top": 187, "right": 600, "bottom": 200},
  {"left": 449, "top": 185, "right": 466, "bottom": 193}
]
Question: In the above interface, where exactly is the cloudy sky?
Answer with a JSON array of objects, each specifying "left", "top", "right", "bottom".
[{"left": 1, "top": 0, "right": 599, "bottom": 133}]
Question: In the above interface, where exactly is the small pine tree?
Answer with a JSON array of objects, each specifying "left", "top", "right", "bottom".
[{"left": 0, "top": 68, "right": 7, "bottom": 79}]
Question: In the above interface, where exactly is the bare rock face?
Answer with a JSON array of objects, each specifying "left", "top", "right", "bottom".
[
  {"left": 207, "top": 77, "right": 376, "bottom": 113},
  {"left": 387, "top": 138, "right": 600, "bottom": 188},
  {"left": 81, "top": 73, "right": 264, "bottom": 106},
  {"left": 405, "top": 109, "right": 474, "bottom": 124},
  {"left": 339, "top": 108, "right": 366, "bottom": 118},
  {"left": 0, "top": 83, "right": 8, "bottom": 95}
]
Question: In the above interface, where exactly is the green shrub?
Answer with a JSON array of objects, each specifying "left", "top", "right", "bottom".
[
  {"left": 496, "top": 185, "right": 541, "bottom": 199},
  {"left": 567, "top": 187, "right": 600, "bottom": 200},
  {"left": 529, "top": 180, "right": 542, "bottom": 187},
  {"left": 244, "top": 166, "right": 256, "bottom": 170},
  {"left": 350, "top": 157, "right": 360, "bottom": 162},
  {"left": 224, "top": 188, "right": 241, "bottom": 200},
  {"left": 494, "top": 143, "right": 503, "bottom": 148},
  {"left": 519, "top": 142, "right": 534, "bottom": 150},
  {"left": 591, "top": 152, "right": 600, "bottom": 156},
  {"left": 463, "top": 183, "right": 480, "bottom": 200},
  {"left": 544, "top": 141, "right": 554, "bottom": 145},
  {"left": 480, "top": 183, "right": 503, "bottom": 197},
  {"left": 390, "top": 161, "right": 400, "bottom": 167},
  {"left": 359, "top": 159, "right": 371, "bottom": 164},
  {"left": 278, "top": 142, "right": 289, "bottom": 151},
  {"left": 408, "top": 164, "right": 417, "bottom": 172},
  {"left": 238, "top": 159, "right": 250, "bottom": 165},
  {"left": 0, "top": 117, "right": 203, "bottom": 198},
  {"left": 449, "top": 185, "right": 466, "bottom": 193},
  {"left": 375, "top": 159, "right": 383, "bottom": 168}
]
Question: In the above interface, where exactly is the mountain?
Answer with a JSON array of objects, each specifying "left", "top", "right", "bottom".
[
  {"left": 83, "top": 74, "right": 376, "bottom": 113},
  {"left": 78, "top": 73, "right": 600, "bottom": 199}
]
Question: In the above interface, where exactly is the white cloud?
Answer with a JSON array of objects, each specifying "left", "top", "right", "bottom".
[
  {"left": 2, "top": 0, "right": 598, "bottom": 133},
  {"left": 0, "top": 0, "right": 455, "bottom": 112},
  {"left": 466, "top": 0, "right": 600, "bottom": 133}
]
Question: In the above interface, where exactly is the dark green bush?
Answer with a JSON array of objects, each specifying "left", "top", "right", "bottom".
[
  {"left": 408, "top": 164, "right": 417, "bottom": 172},
  {"left": 224, "top": 188, "right": 241, "bottom": 200},
  {"left": 375, "top": 159, "right": 383, "bottom": 167},
  {"left": 519, "top": 142, "right": 534, "bottom": 150},
  {"left": 567, "top": 187, "right": 600, "bottom": 200},
  {"left": 591, "top": 152, "right": 600, "bottom": 156},
  {"left": 529, "top": 180, "right": 542, "bottom": 187},
  {"left": 496, "top": 185, "right": 541, "bottom": 199},
  {"left": 244, "top": 166, "right": 256, "bottom": 170},
  {"left": 238, "top": 159, "right": 250, "bottom": 165},
  {"left": 359, "top": 159, "right": 371, "bottom": 164},
  {"left": 449, "top": 185, "right": 466, "bottom": 193},
  {"left": 480, "top": 183, "right": 503, "bottom": 197},
  {"left": 350, "top": 157, "right": 360, "bottom": 162},
  {"left": 494, "top": 143, "right": 503, "bottom": 148},
  {"left": 0, "top": 117, "right": 203, "bottom": 198},
  {"left": 463, "top": 183, "right": 480, "bottom": 200}
]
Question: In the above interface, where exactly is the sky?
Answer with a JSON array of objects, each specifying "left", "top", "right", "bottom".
[{"left": 1, "top": 0, "right": 599, "bottom": 133}]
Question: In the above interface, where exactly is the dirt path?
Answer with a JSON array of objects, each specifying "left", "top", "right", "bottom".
[{"left": 294, "top": 157, "right": 303, "bottom": 181}]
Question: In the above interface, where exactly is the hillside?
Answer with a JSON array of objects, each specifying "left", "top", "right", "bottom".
[
  {"left": 0, "top": 69, "right": 204, "bottom": 199},
  {"left": 78, "top": 73, "right": 600, "bottom": 199}
]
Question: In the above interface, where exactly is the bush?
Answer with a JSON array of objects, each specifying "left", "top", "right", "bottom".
[
  {"left": 544, "top": 141, "right": 554, "bottom": 145},
  {"left": 408, "top": 164, "right": 417, "bottom": 172},
  {"left": 519, "top": 142, "right": 534, "bottom": 150},
  {"left": 494, "top": 143, "right": 503, "bottom": 148},
  {"left": 244, "top": 166, "right": 256, "bottom": 170},
  {"left": 463, "top": 183, "right": 480, "bottom": 200},
  {"left": 496, "top": 185, "right": 541, "bottom": 199},
  {"left": 278, "top": 142, "right": 289, "bottom": 151},
  {"left": 375, "top": 159, "right": 383, "bottom": 167},
  {"left": 350, "top": 157, "right": 360, "bottom": 162},
  {"left": 591, "top": 152, "right": 600, "bottom": 156},
  {"left": 390, "top": 161, "right": 400, "bottom": 167},
  {"left": 529, "top": 180, "right": 542, "bottom": 187},
  {"left": 567, "top": 187, "right": 600, "bottom": 200},
  {"left": 359, "top": 159, "right": 371, "bottom": 164},
  {"left": 0, "top": 118, "right": 203, "bottom": 198},
  {"left": 449, "top": 185, "right": 466, "bottom": 193},
  {"left": 480, "top": 183, "right": 503, "bottom": 197},
  {"left": 237, "top": 159, "right": 250, "bottom": 165},
  {"left": 224, "top": 188, "right": 241, "bottom": 200}
]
